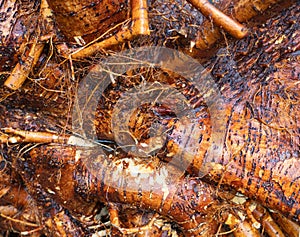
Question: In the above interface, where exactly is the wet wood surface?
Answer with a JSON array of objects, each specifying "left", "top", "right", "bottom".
[{"left": 0, "top": 0, "right": 299, "bottom": 236}]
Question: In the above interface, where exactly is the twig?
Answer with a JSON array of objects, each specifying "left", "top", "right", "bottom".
[
  {"left": 2, "top": 128, "right": 69, "bottom": 144},
  {"left": 194, "top": 0, "right": 282, "bottom": 50},
  {"left": 187, "top": 0, "right": 248, "bottom": 39},
  {"left": 71, "top": 0, "right": 150, "bottom": 59},
  {"left": 4, "top": 43, "right": 44, "bottom": 90}
]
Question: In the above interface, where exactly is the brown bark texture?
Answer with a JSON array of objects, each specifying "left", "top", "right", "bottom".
[{"left": 0, "top": 0, "right": 299, "bottom": 236}]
